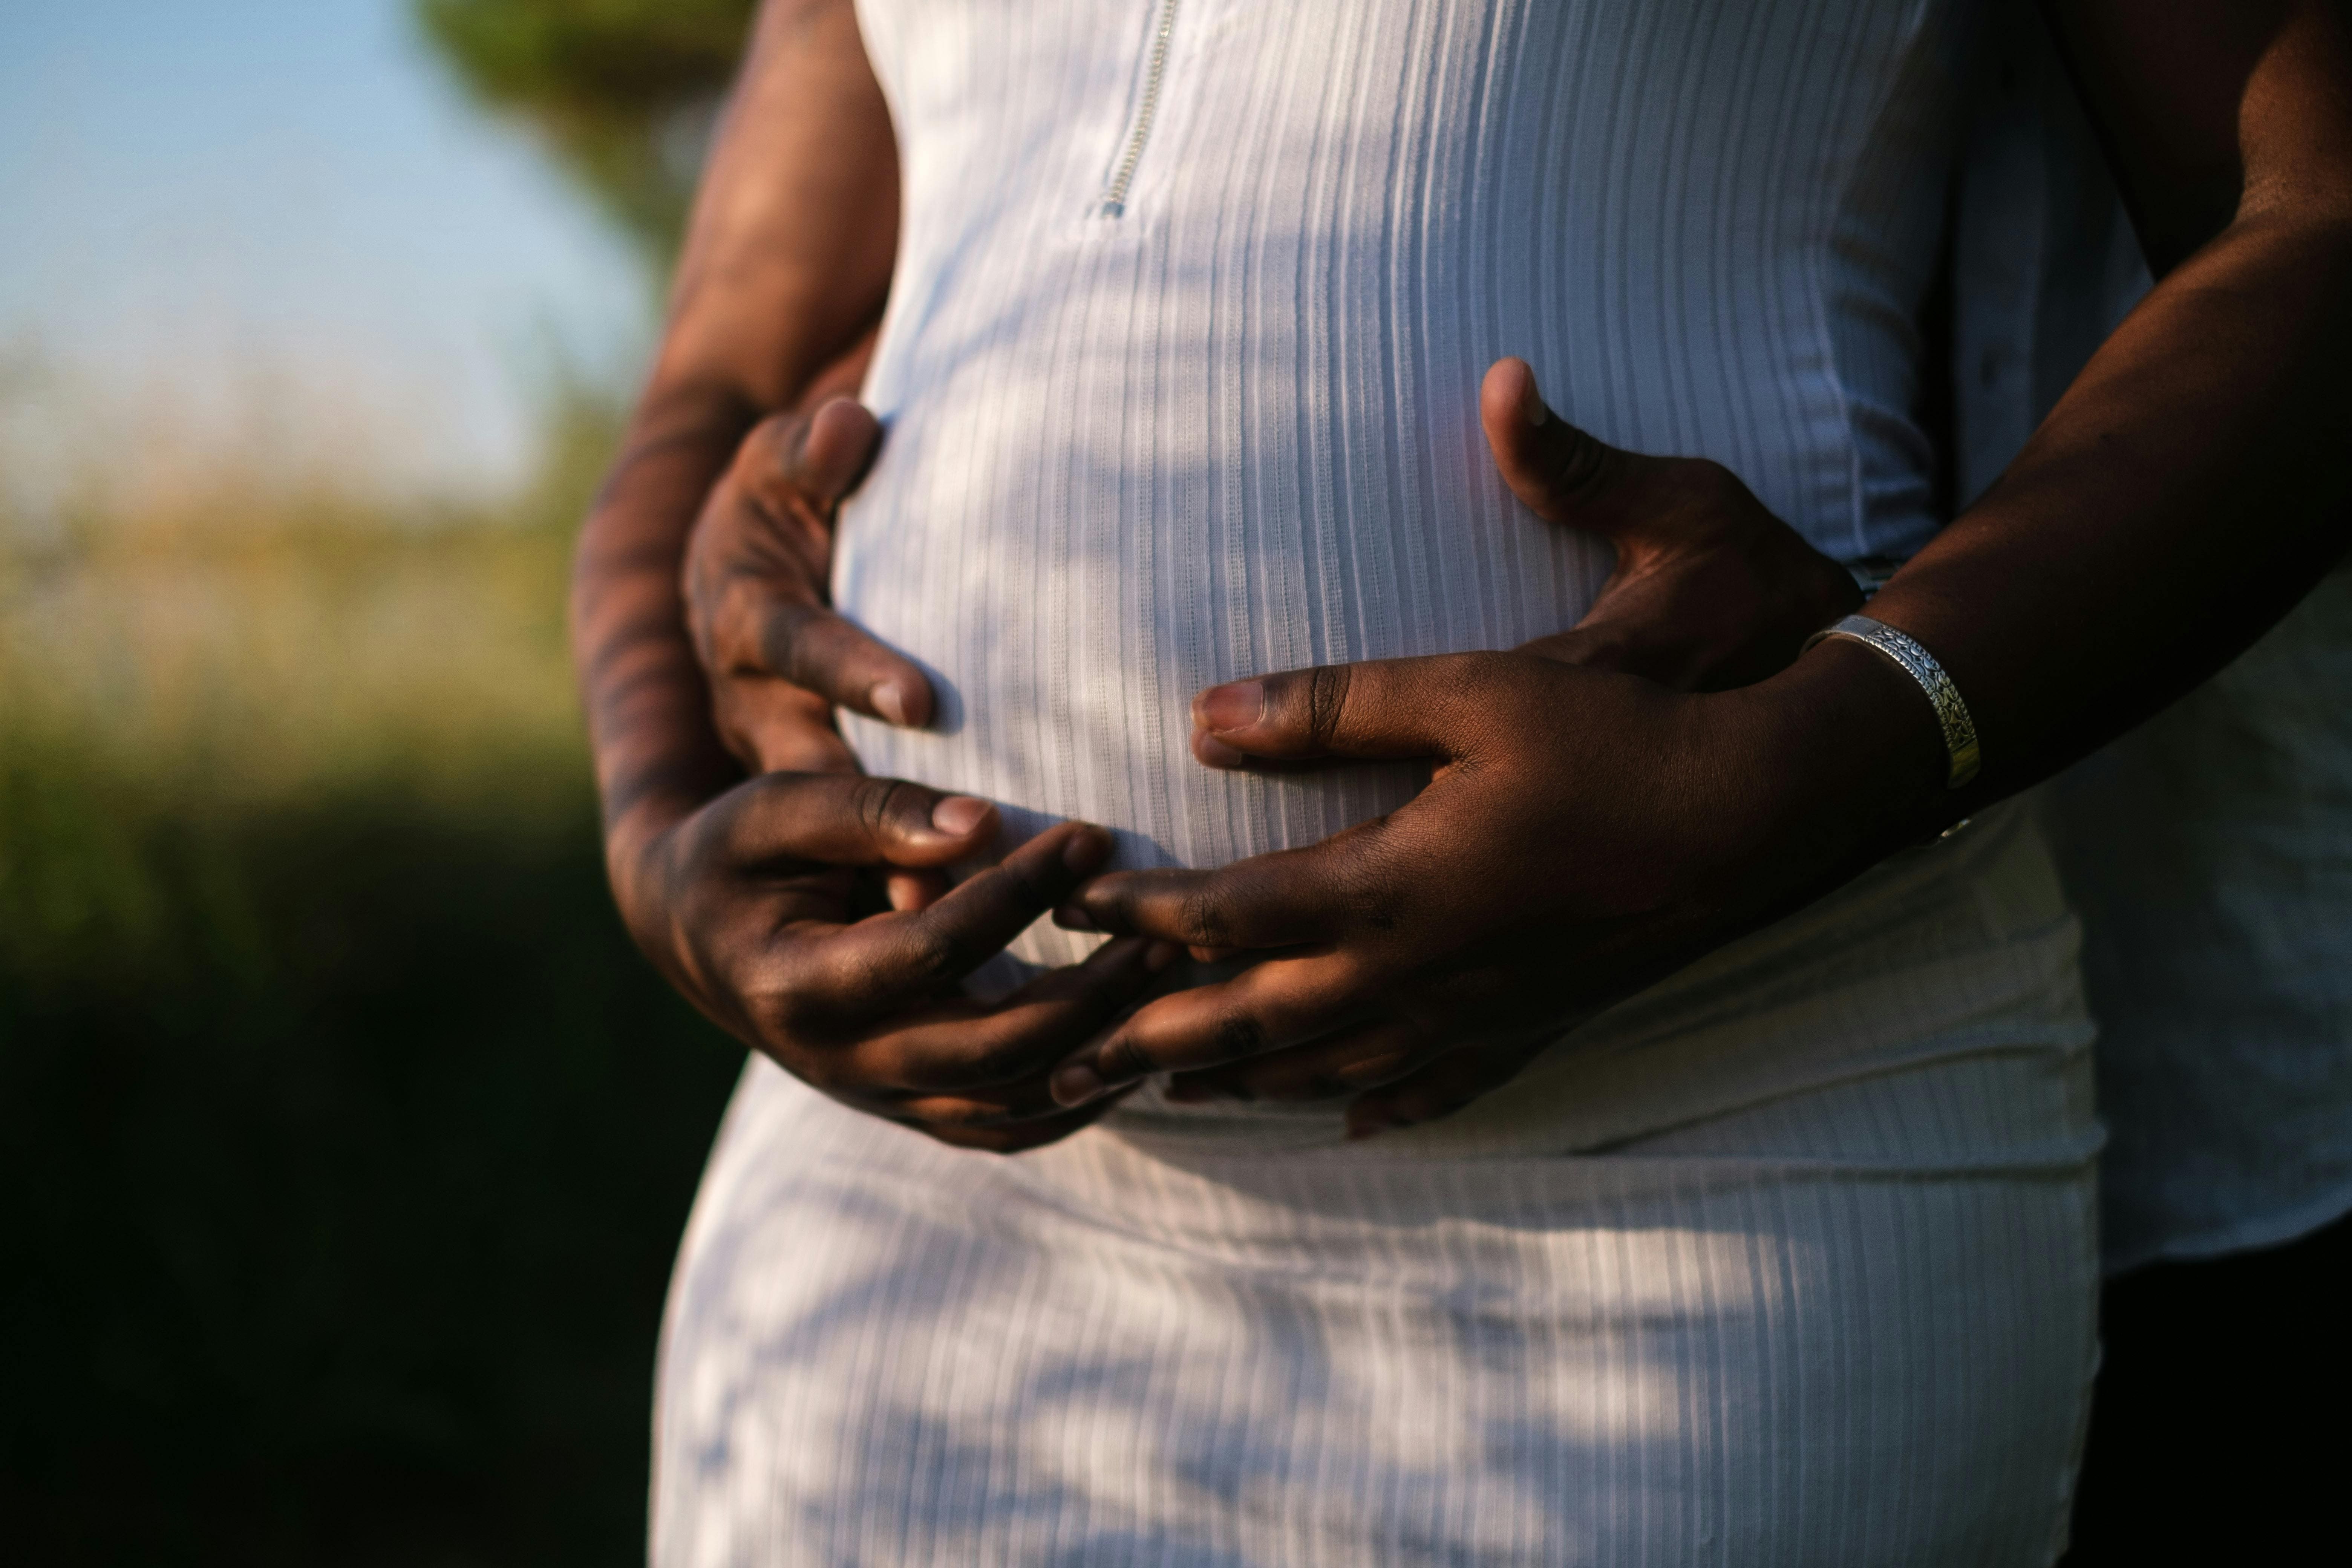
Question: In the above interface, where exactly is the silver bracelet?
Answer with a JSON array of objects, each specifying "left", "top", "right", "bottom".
[{"left": 1803, "top": 614, "right": 1982, "bottom": 789}]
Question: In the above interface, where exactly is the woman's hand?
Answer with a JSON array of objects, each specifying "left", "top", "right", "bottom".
[
  {"left": 682, "top": 395, "right": 937, "bottom": 773},
  {"left": 612, "top": 778, "right": 1173, "bottom": 1153}
]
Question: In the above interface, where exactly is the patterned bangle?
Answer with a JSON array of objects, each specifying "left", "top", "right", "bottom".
[{"left": 1802, "top": 614, "right": 1983, "bottom": 789}]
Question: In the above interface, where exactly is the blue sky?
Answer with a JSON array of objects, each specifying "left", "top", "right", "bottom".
[{"left": 0, "top": 0, "right": 652, "bottom": 498}]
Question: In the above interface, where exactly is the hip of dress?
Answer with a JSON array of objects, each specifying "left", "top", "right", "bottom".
[{"left": 652, "top": 802, "right": 2102, "bottom": 1566}]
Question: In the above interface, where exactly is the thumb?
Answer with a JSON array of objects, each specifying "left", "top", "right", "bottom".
[
  {"left": 721, "top": 772, "right": 1003, "bottom": 869},
  {"left": 713, "top": 399, "right": 933, "bottom": 727},
  {"left": 787, "top": 396, "right": 884, "bottom": 507},
  {"left": 1479, "top": 357, "right": 1655, "bottom": 531},
  {"left": 1189, "top": 653, "right": 1511, "bottom": 768},
  {"left": 751, "top": 601, "right": 938, "bottom": 730}
]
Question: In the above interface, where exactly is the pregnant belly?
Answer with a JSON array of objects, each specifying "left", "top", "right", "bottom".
[
  {"left": 823, "top": 304, "right": 2051, "bottom": 1158},
  {"left": 834, "top": 324, "right": 1612, "bottom": 981}
]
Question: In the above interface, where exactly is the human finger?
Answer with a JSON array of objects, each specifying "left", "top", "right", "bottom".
[
  {"left": 718, "top": 770, "right": 1002, "bottom": 870},
  {"left": 858, "top": 934, "right": 1180, "bottom": 1093},
  {"left": 735, "top": 597, "right": 936, "bottom": 729},
  {"left": 1046, "top": 949, "right": 1372, "bottom": 1106},
  {"left": 737, "top": 396, "right": 882, "bottom": 512},
  {"left": 793, "top": 821, "right": 1116, "bottom": 1023},
  {"left": 1055, "top": 827, "right": 1397, "bottom": 952},
  {"left": 709, "top": 400, "right": 936, "bottom": 728},
  {"left": 1478, "top": 357, "right": 1657, "bottom": 530},
  {"left": 1187, "top": 652, "right": 1523, "bottom": 768}
]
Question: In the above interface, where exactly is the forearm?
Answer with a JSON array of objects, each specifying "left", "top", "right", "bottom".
[
  {"left": 1766, "top": 2, "right": 2352, "bottom": 851},
  {"left": 1873, "top": 204, "right": 2352, "bottom": 804},
  {"left": 571, "top": 0, "right": 896, "bottom": 861}
]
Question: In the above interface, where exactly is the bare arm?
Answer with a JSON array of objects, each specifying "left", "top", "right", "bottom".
[
  {"left": 574, "top": 0, "right": 897, "bottom": 864},
  {"left": 571, "top": 0, "right": 1162, "bottom": 1151},
  {"left": 1860, "top": 0, "right": 2352, "bottom": 804}
]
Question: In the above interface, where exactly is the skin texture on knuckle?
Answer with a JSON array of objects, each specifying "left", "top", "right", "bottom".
[
  {"left": 740, "top": 411, "right": 812, "bottom": 501},
  {"left": 1175, "top": 879, "right": 1239, "bottom": 949},
  {"left": 883, "top": 918, "right": 966, "bottom": 996},
  {"left": 1210, "top": 1009, "right": 1274, "bottom": 1062},
  {"left": 1543, "top": 425, "right": 1624, "bottom": 509},
  {"left": 1303, "top": 663, "right": 1354, "bottom": 749},
  {"left": 772, "top": 605, "right": 865, "bottom": 697},
  {"left": 716, "top": 577, "right": 799, "bottom": 674},
  {"left": 1095, "top": 1030, "right": 1162, "bottom": 1086},
  {"left": 1327, "top": 840, "right": 1413, "bottom": 936},
  {"left": 853, "top": 776, "right": 922, "bottom": 843}
]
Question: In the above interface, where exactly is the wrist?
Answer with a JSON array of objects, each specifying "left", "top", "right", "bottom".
[{"left": 1724, "top": 635, "right": 1954, "bottom": 871}]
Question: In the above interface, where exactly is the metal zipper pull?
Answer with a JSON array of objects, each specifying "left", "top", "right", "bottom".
[{"left": 1098, "top": 0, "right": 1181, "bottom": 218}]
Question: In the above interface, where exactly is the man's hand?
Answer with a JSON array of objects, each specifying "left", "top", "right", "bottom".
[
  {"left": 639, "top": 400, "right": 1170, "bottom": 1154},
  {"left": 1042, "top": 657, "right": 1736, "bottom": 1136},
  {"left": 1046, "top": 640, "right": 1937, "bottom": 1137},
  {"left": 1478, "top": 357, "right": 1860, "bottom": 692},
  {"left": 614, "top": 778, "right": 1174, "bottom": 1153},
  {"left": 1036, "top": 359, "right": 1880, "bottom": 1136},
  {"left": 682, "top": 397, "right": 937, "bottom": 774}
]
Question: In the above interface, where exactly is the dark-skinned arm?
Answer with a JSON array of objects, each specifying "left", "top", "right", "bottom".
[
  {"left": 1873, "top": 0, "right": 2352, "bottom": 795},
  {"left": 578, "top": 0, "right": 897, "bottom": 845},
  {"left": 574, "top": 0, "right": 1163, "bottom": 1152}
]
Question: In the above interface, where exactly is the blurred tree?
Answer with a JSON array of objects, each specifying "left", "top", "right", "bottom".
[{"left": 414, "top": 0, "right": 759, "bottom": 265}]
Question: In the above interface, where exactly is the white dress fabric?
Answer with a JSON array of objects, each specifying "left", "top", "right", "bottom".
[{"left": 653, "top": 2, "right": 2103, "bottom": 1562}]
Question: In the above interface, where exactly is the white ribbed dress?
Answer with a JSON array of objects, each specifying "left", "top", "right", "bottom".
[{"left": 652, "top": 2, "right": 2103, "bottom": 1562}]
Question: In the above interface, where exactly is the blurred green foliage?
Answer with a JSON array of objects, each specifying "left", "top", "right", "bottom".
[
  {"left": 0, "top": 394, "right": 745, "bottom": 1563},
  {"left": 6, "top": 6, "right": 786, "bottom": 1560},
  {"left": 415, "top": 0, "right": 760, "bottom": 261}
]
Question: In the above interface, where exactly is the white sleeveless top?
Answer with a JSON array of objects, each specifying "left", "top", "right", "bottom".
[{"left": 838, "top": 0, "right": 1978, "bottom": 931}]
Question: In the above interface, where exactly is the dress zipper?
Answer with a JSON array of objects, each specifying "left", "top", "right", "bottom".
[{"left": 1099, "top": 0, "right": 1181, "bottom": 217}]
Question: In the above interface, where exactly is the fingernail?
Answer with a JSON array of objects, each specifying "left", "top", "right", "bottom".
[
  {"left": 1144, "top": 940, "right": 1182, "bottom": 973},
  {"left": 930, "top": 795, "right": 992, "bottom": 836},
  {"left": 1050, "top": 1061, "right": 1106, "bottom": 1107},
  {"left": 1195, "top": 680, "right": 1264, "bottom": 735},
  {"left": 1055, "top": 905, "right": 1097, "bottom": 932},
  {"left": 1518, "top": 367, "right": 1548, "bottom": 427},
  {"left": 1193, "top": 731, "right": 1248, "bottom": 769},
  {"left": 871, "top": 680, "right": 910, "bottom": 727},
  {"left": 1061, "top": 827, "right": 1110, "bottom": 876},
  {"left": 1162, "top": 1078, "right": 1212, "bottom": 1104}
]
